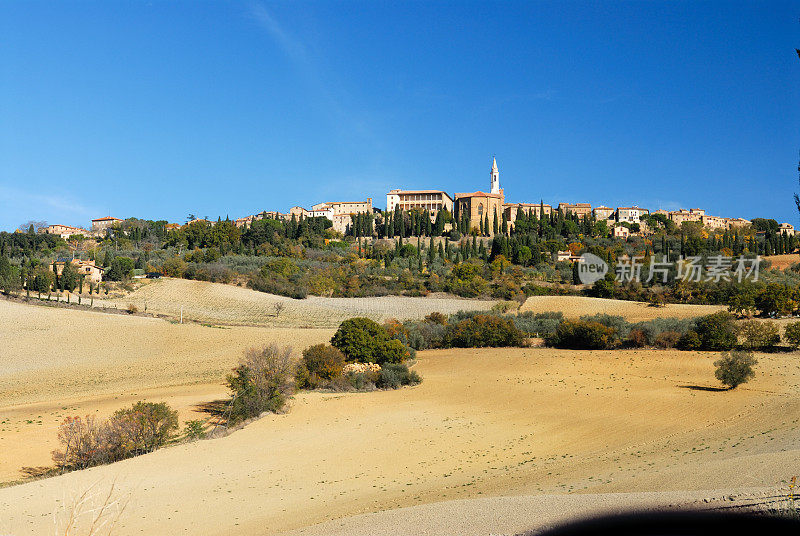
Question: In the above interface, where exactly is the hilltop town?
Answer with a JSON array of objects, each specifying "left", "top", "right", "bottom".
[{"left": 34, "top": 159, "right": 795, "bottom": 243}]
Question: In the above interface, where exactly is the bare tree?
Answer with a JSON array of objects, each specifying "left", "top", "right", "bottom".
[{"left": 18, "top": 220, "right": 47, "bottom": 233}]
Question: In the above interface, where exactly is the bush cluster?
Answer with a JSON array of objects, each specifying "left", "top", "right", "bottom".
[
  {"left": 383, "top": 312, "right": 529, "bottom": 350},
  {"left": 331, "top": 317, "right": 414, "bottom": 364},
  {"left": 295, "top": 344, "right": 346, "bottom": 389},
  {"left": 295, "top": 320, "right": 422, "bottom": 392},
  {"left": 52, "top": 402, "right": 179, "bottom": 471},
  {"left": 512, "top": 311, "right": 564, "bottom": 337},
  {"left": 443, "top": 314, "right": 526, "bottom": 348},
  {"left": 226, "top": 345, "right": 295, "bottom": 424},
  {"left": 545, "top": 320, "right": 617, "bottom": 349},
  {"left": 540, "top": 311, "right": 784, "bottom": 352},
  {"left": 737, "top": 320, "right": 780, "bottom": 350}
]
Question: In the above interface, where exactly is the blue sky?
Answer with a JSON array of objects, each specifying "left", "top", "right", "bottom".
[{"left": 1, "top": 1, "right": 798, "bottom": 231}]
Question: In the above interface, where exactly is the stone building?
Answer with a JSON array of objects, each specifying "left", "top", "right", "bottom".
[
  {"left": 385, "top": 190, "right": 453, "bottom": 220},
  {"left": 558, "top": 202, "right": 592, "bottom": 217},
  {"left": 668, "top": 209, "right": 704, "bottom": 225},
  {"left": 39, "top": 224, "right": 88, "bottom": 239},
  {"left": 700, "top": 214, "right": 727, "bottom": 231},
  {"left": 503, "top": 202, "right": 552, "bottom": 228},
  {"left": 617, "top": 206, "right": 649, "bottom": 223},
  {"left": 307, "top": 198, "right": 373, "bottom": 235},
  {"left": 593, "top": 206, "right": 614, "bottom": 220},
  {"left": 91, "top": 217, "right": 122, "bottom": 232},
  {"left": 52, "top": 259, "right": 104, "bottom": 284},
  {"left": 454, "top": 158, "right": 505, "bottom": 234}
]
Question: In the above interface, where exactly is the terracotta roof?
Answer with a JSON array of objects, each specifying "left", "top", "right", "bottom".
[{"left": 92, "top": 216, "right": 122, "bottom": 222}]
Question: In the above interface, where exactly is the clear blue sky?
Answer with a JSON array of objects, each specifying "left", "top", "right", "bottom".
[{"left": 1, "top": 1, "right": 798, "bottom": 231}]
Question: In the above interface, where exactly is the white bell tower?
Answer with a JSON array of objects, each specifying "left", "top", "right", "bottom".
[{"left": 490, "top": 157, "right": 500, "bottom": 194}]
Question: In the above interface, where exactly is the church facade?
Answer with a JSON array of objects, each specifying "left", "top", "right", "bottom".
[{"left": 454, "top": 157, "right": 505, "bottom": 234}]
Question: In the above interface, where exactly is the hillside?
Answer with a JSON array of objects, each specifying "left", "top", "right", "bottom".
[
  {"left": 94, "top": 278, "right": 501, "bottom": 327},
  {"left": 0, "top": 299, "right": 333, "bottom": 482},
  {"left": 520, "top": 295, "right": 725, "bottom": 321},
  {"left": 1, "top": 341, "right": 798, "bottom": 535}
]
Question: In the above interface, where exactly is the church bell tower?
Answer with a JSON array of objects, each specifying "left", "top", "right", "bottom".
[{"left": 490, "top": 157, "right": 500, "bottom": 194}]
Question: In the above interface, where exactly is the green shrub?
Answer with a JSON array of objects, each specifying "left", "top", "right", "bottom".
[
  {"left": 332, "top": 317, "right": 388, "bottom": 361},
  {"left": 714, "top": 350, "right": 757, "bottom": 389},
  {"left": 106, "top": 256, "right": 135, "bottom": 281},
  {"left": 107, "top": 401, "right": 179, "bottom": 457},
  {"left": 400, "top": 321, "right": 447, "bottom": 350},
  {"left": 545, "top": 320, "right": 616, "bottom": 350},
  {"left": 693, "top": 312, "right": 738, "bottom": 350},
  {"left": 784, "top": 321, "right": 800, "bottom": 348},
  {"left": 677, "top": 330, "right": 702, "bottom": 350},
  {"left": 512, "top": 311, "right": 564, "bottom": 337},
  {"left": 295, "top": 344, "right": 345, "bottom": 389},
  {"left": 629, "top": 318, "right": 694, "bottom": 345},
  {"left": 579, "top": 314, "right": 631, "bottom": 339},
  {"left": 444, "top": 314, "right": 526, "bottom": 348},
  {"left": 184, "top": 420, "right": 206, "bottom": 440},
  {"left": 376, "top": 363, "right": 422, "bottom": 389},
  {"left": 738, "top": 320, "right": 780, "bottom": 350},
  {"left": 226, "top": 345, "right": 295, "bottom": 424},
  {"left": 332, "top": 317, "right": 413, "bottom": 364}
]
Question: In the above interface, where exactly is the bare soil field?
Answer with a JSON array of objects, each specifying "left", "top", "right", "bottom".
[
  {"left": 93, "top": 278, "right": 500, "bottom": 327},
  {"left": 0, "top": 299, "right": 333, "bottom": 482},
  {"left": 520, "top": 295, "right": 725, "bottom": 321},
  {"left": 1, "top": 333, "right": 798, "bottom": 535},
  {"left": 763, "top": 254, "right": 800, "bottom": 271}
]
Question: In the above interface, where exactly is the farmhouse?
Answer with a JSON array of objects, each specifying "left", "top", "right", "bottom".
[
  {"left": 91, "top": 216, "right": 123, "bottom": 232},
  {"left": 51, "top": 259, "right": 104, "bottom": 284},
  {"left": 612, "top": 224, "right": 631, "bottom": 239},
  {"left": 38, "top": 224, "right": 88, "bottom": 239}
]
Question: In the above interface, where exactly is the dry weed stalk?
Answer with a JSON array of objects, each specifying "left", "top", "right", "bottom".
[{"left": 53, "top": 479, "right": 130, "bottom": 536}]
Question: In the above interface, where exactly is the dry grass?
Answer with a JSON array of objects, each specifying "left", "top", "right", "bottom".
[
  {"left": 92, "top": 278, "right": 500, "bottom": 327},
  {"left": 520, "top": 295, "right": 725, "bottom": 321}
]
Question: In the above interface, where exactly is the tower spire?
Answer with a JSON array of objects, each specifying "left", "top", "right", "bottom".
[{"left": 490, "top": 156, "right": 500, "bottom": 194}]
